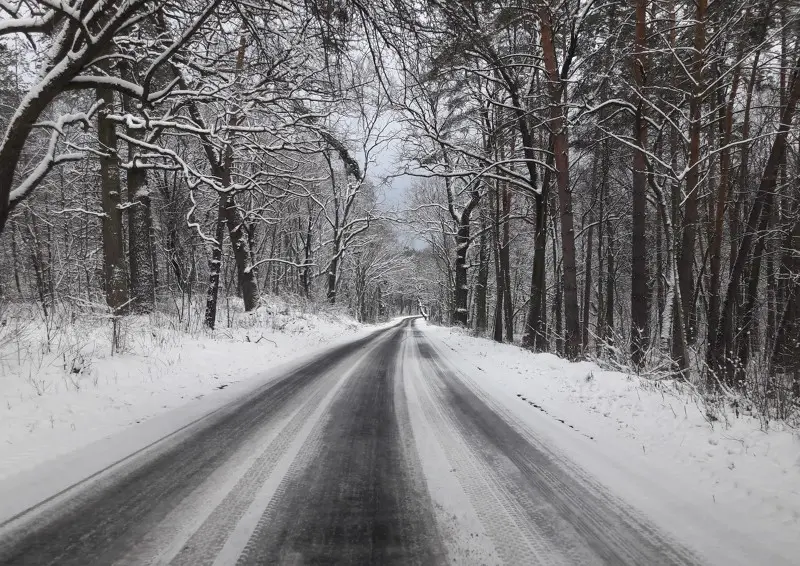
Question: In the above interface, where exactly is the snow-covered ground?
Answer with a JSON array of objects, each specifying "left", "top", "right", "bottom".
[
  {"left": 0, "top": 299, "right": 371, "bottom": 482},
  {"left": 3, "top": 306, "right": 798, "bottom": 563},
  {"left": 421, "top": 321, "right": 800, "bottom": 564}
]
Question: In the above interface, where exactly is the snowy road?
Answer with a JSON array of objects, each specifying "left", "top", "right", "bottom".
[{"left": 0, "top": 318, "right": 700, "bottom": 565}]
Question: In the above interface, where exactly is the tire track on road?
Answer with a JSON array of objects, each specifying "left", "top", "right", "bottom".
[
  {"left": 413, "top": 324, "right": 700, "bottom": 565},
  {"left": 237, "top": 324, "right": 443, "bottom": 565},
  {"left": 207, "top": 330, "right": 393, "bottom": 566},
  {"left": 0, "top": 327, "right": 395, "bottom": 566},
  {"left": 149, "top": 336, "right": 377, "bottom": 566},
  {"left": 405, "top": 328, "right": 568, "bottom": 565}
]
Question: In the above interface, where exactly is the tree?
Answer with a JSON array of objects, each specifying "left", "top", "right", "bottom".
[{"left": 630, "top": 0, "right": 649, "bottom": 369}]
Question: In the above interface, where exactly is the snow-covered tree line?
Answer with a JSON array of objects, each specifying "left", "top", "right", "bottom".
[
  {"left": 352, "top": 0, "right": 798, "bottom": 418},
  {"left": 0, "top": 0, "right": 423, "bottom": 329},
  {"left": 0, "top": 0, "right": 799, "bottom": 420}
]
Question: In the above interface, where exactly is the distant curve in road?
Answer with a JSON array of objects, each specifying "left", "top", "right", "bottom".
[{"left": 0, "top": 318, "right": 699, "bottom": 565}]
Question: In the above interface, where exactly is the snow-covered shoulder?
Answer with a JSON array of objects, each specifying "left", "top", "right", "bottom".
[
  {"left": 0, "top": 300, "right": 373, "bottom": 486},
  {"left": 418, "top": 322, "right": 800, "bottom": 566}
]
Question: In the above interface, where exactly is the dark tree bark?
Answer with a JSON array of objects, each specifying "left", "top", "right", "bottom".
[
  {"left": 518, "top": 126, "right": 552, "bottom": 353},
  {"left": 97, "top": 87, "right": 129, "bottom": 314},
  {"left": 327, "top": 250, "right": 340, "bottom": 303},
  {"left": 202, "top": 173, "right": 258, "bottom": 324},
  {"left": 630, "top": 0, "right": 649, "bottom": 368},
  {"left": 299, "top": 210, "right": 314, "bottom": 298},
  {"left": 475, "top": 207, "right": 489, "bottom": 333},
  {"left": 677, "top": 0, "right": 707, "bottom": 346},
  {"left": 736, "top": 196, "right": 773, "bottom": 388},
  {"left": 582, "top": 214, "right": 594, "bottom": 352},
  {"left": 204, "top": 196, "right": 226, "bottom": 330},
  {"left": 605, "top": 219, "right": 615, "bottom": 344},
  {"left": 176, "top": 36, "right": 258, "bottom": 327},
  {"left": 224, "top": 193, "right": 259, "bottom": 311},
  {"left": 126, "top": 163, "right": 155, "bottom": 314},
  {"left": 118, "top": 57, "right": 156, "bottom": 315},
  {"left": 500, "top": 182, "right": 514, "bottom": 341},
  {"left": 550, "top": 189, "right": 563, "bottom": 355},
  {"left": 595, "top": 141, "right": 608, "bottom": 353},
  {"left": 453, "top": 190, "right": 481, "bottom": 326},
  {"left": 539, "top": 4, "right": 580, "bottom": 359},
  {"left": 522, "top": 191, "right": 548, "bottom": 351},
  {"left": 493, "top": 184, "right": 504, "bottom": 342},
  {"left": 708, "top": 12, "right": 766, "bottom": 349},
  {"left": 10, "top": 220, "right": 23, "bottom": 298},
  {"left": 221, "top": 37, "right": 259, "bottom": 313}
]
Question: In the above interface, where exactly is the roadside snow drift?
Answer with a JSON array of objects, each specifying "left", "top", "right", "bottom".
[{"left": 0, "top": 300, "right": 369, "bottom": 481}]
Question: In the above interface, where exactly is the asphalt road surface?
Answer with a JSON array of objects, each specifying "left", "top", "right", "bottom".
[{"left": 0, "top": 319, "right": 700, "bottom": 565}]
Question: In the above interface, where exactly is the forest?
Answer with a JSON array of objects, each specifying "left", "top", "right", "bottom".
[{"left": 0, "top": 0, "right": 798, "bottom": 422}]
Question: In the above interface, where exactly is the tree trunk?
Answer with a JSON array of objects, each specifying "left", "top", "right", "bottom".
[
  {"left": 522, "top": 191, "right": 548, "bottom": 350},
  {"left": 126, "top": 151, "right": 156, "bottom": 314},
  {"left": 224, "top": 193, "right": 259, "bottom": 311},
  {"left": 648, "top": 160, "right": 690, "bottom": 376},
  {"left": 204, "top": 196, "right": 226, "bottom": 329},
  {"left": 709, "top": 16, "right": 764, "bottom": 348},
  {"left": 221, "top": 37, "right": 259, "bottom": 312},
  {"left": 300, "top": 212, "right": 313, "bottom": 298},
  {"left": 493, "top": 179, "right": 504, "bottom": 341},
  {"left": 596, "top": 141, "right": 608, "bottom": 353},
  {"left": 189, "top": 35, "right": 258, "bottom": 318},
  {"left": 327, "top": 249, "right": 339, "bottom": 303},
  {"left": 454, "top": 224, "right": 471, "bottom": 326},
  {"left": 677, "top": 0, "right": 706, "bottom": 346},
  {"left": 97, "top": 87, "right": 129, "bottom": 314},
  {"left": 10, "top": 220, "right": 23, "bottom": 298},
  {"left": 475, "top": 209, "right": 489, "bottom": 333},
  {"left": 630, "top": 0, "right": 649, "bottom": 368},
  {"left": 707, "top": 59, "right": 744, "bottom": 341},
  {"left": 493, "top": 242, "right": 504, "bottom": 342},
  {"left": 539, "top": 6, "right": 579, "bottom": 359},
  {"left": 582, "top": 215, "right": 594, "bottom": 352},
  {"left": 605, "top": 219, "right": 615, "bottom": 346},
  {"left": 730, "top": 51, "right": 761, "bottom": 285},
  {"left": 736, "top": 199, "right": 773, "bottom": 389},
  {"left": 453, "top": 191, "right": 480, "bottom": 327},
  {"left": 119, "top": 58, "right": 156, "bottom": 315},
  {"left": 551, "top": 192, "right": 563, "bottom": 355},
  {"left": 500, "top": 182, "right": 513, "bottom": 341}
]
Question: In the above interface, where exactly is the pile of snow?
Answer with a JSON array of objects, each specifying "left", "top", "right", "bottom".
[
  {"left": 0, "top": 298, "right": 366, "bottom": 481},
  {"left": 421, "top": 321, "right": 800, "bottom": 562}
]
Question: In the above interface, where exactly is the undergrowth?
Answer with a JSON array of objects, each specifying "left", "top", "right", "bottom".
[{"left": 0, "top": 295, "right": 358, "bottom": 398}]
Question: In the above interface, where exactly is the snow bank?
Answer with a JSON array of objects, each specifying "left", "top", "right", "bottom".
[
  {"left": 0, "top": 299, "right": 369, "bottom": 482},
  {"left": 421, "top": 322, "right": 800, "bottom": 564}
]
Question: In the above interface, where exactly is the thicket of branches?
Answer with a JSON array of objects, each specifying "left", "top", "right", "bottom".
[
  {"left": 0, "top": 0, "right": 423, "bottom": 335},
  {"left": 0, "top": 0, "right": 798, "bottom": 422}
]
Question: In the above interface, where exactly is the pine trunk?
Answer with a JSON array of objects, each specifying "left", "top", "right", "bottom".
[
  {"left": 677, "top": 0, "right": 706, "bottom": 346},
  {"left": 630, "top": 0, "right": 649, "bottom": 368},
  {"left": 539, "top": 6, "right": 580, "bottom": 359}
]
